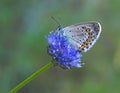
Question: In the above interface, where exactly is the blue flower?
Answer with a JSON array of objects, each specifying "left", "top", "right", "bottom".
[{"left": 46, "top": 28, "right": 83, "bottom": 69}]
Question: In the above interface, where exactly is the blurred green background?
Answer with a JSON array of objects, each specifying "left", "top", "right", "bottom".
[{"left": 0, "top": 0, "right": 120, "bottom": 93}]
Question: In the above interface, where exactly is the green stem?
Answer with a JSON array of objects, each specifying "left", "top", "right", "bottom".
[{"left": 9, "top": 62, "right": 53, "bottom": 93}]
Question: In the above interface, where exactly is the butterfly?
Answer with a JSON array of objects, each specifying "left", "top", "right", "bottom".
[{"left": 59, "top": 22, "right": 101, "bottom": 52}]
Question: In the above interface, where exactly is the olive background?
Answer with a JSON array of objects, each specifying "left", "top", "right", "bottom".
[{"left": 0, "top": 0, "right": 120, "bottom": 93}]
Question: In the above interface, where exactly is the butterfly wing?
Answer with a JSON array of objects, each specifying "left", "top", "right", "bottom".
[{"left": 62, "top": 22, "right": 101, "bottom": 52}]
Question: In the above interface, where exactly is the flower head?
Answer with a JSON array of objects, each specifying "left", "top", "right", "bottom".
[{"left": 46, "top": 28, "right": 83, "bottom": 69}]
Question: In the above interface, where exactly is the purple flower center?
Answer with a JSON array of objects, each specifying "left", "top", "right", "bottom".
[{"left": 46, "top": 29, "right": 83, "bottom": 69}]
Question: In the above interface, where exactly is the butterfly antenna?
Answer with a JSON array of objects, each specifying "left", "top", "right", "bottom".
[{"left": 51, "top": 16, "right": 62, "bottom": 29}]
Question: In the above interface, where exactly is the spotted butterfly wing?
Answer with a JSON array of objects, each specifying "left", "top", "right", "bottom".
[{"left": 62, "top": 22, "right": 101, "bottom": 52}]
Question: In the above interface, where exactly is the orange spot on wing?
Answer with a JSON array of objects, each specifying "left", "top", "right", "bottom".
[{"left": 80, "top": 31, "right": 93, "bottom": 50}]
